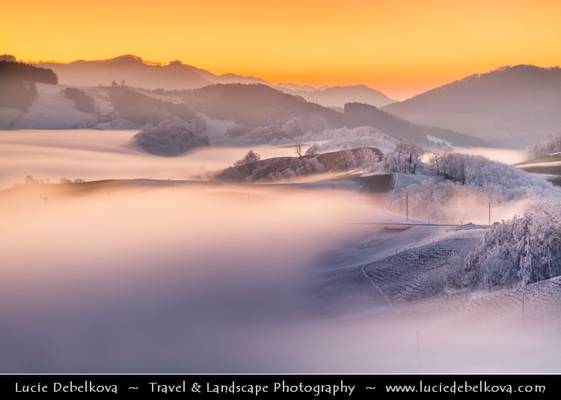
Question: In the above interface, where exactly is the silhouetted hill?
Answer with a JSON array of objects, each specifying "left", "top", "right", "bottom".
[
  {"left": 34, "top": 55, "right": 396, "bottom": 108},
  {"left": 384, "top": 65, "right": 561, "bottom": 146},
  {"left": 109, "top": 86, "right": 202, "bottom": 126},
  {"left": 0, "top": 54, "right": 17, "bottom": 62},
  {"left": 0, "top": 61, "right": 58, "bottom": 85},
  {"left": 180, "top": 84, "right": 333, "bottom": 126},
  {"left": 178, "top": 84, "right": 483, "bottom": 146},
  {"left": 35, "top": 55, "right": 264, "bottom": 90},
  {"left": 0, "top": 61, "right": 58, "bottom": 110},
  {"left": 279, "top": 84, "right": 395, "bottom": 108},
  {"left": 343, "top": 103, "right": 486, "bottom": 146}
]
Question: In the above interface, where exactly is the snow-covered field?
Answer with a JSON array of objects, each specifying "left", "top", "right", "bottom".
[
  {"left": 0, "top": 83, "right": 109, "bottom": 130},
  {"left": 1, "top": 130, "right": 561, "bottom": 372}
]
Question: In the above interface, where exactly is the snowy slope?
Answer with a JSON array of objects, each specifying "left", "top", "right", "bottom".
[{"left": 0, "top": 83, "right": 104, "bottom": 129}]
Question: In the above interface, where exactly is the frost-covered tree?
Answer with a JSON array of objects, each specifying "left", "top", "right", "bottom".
[
  {"left": 432, "top": 149, "right": 451, "bottom": 177},
  {"left": 390, "top": 179, "right": 493, "bottom": 224},
  {"left": 431, "top": 152, "right": 552, "bottom": 196},
  {"left": 390, "top": 152, "right": 558, "bottom": 224},
  {"left": 133, "top": 118, "right": 210, "bottom": 156},
  {"left": 457, "top": 203, "right": 561, "bottom": 289},
  {"left": 234, "top": 150, "right": 261, "bottom": 166},
  {"left": 217, "top": 147, "right": 383, "bottom": 182},
  {"left": 383, "top": 141, "right": 423, "bottom": 174}
]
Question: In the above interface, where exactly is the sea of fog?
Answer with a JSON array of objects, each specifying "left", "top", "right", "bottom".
[
  {"left": 0, "top": 130, "right": 529, "bottom": 190},
  {"left": 3, "top": 182, "right": 561, "bottom": 373},
  {"left": 0, "top": 130, "right": 300, "bottom": 189},
  {"left": 1, "top": 130, "right": 560, "bottom": 372}
]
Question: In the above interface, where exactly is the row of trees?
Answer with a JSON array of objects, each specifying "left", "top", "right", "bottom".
[
  {"left": 233, "top": 143, "right": 556, "bottom": 199},
  {"left": 431, "top": 151, "right": 551, "bottom": 197},
  {"left": 234, "top": 140, "right": 422, "bottom": 173},
  {"left": 383, "top": 142, "right": 423, "bottom": 174}
]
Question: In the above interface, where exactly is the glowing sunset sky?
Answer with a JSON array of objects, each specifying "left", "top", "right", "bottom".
[{"left": 4, "top": 0, "right": 561, "bottom": 98}]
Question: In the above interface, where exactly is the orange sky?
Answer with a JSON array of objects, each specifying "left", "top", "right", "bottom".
[{"left": 3, "top": 0, "right": 561, "bottom": 99}]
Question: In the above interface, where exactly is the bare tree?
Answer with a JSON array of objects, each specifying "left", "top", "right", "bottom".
[{"left": 295, "top": 142, "right": 303, "bottom": 158}]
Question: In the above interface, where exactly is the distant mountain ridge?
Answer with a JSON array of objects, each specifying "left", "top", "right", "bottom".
[
  {"left": 34, "top": 54, "right": 267, "bottom": 90},
  {"left": 33, "top": 54, "right": 396, "bottom": 109},
  {"left": 0, "top": 57, "right": 502, "bottom": 147},
  {"left": 384, "top": 65, "right": 561, "bottom": 146},
  {"left": 277, "top": 84, "right": 396, "bottom": 108},
  {"left": 177, "top": 83, "right": 485, "bottom": 146}
]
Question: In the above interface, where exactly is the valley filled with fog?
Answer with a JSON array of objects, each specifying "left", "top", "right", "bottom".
[
  {"left": 3, "top": 0, "right": 561, "bottom": 377},
  {"left": 0, "top": 129, "right": 302, "bottom": 190},
  {"left": 2, "top": 53, "right": 561, "bottom": 373},
  {"left": 1, "top": 130, "right": 561, "bottom": 372}
]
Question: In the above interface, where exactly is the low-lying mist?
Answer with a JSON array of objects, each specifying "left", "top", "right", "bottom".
[
  {"left": 1, "top": 183, "right": 561, "bottom": 372},
  {"left": 0, "top": 183, "right": 373, "bottom": 371},
  {"left": 2, "top": 130, "right": 561, "bottom": 373},
  {"left": 0, "top": 130, "right": 298, "bottom": 189},
  {"left": 452, "top": 147, "right": 528, "bottom": 165}
]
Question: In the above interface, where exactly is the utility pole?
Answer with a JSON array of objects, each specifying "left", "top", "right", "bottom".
[
  {"left": 406, "top": 191, "right": 409, "bottom": 222},
  {"left": 522, "top": 288, "right": 526, "bottom": 321}
]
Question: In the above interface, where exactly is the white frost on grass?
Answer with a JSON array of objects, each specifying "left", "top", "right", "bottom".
[{"left": 0, "top": 83, "right": 99, "bottom": 129}]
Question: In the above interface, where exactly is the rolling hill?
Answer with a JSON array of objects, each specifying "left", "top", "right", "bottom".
[
  {"left": 35, "top": 54, "right": 266, "bottom": 90},
  {"left": 384, "top": 65, "right": 561, "bottom": 146},
  {"left": 178, "top": 84, "right": 485, "bottom": 146},
  {"left": 0, "top": 58, "right": 487, "bottom": 147},
  {"left": 34, "top": 55, "right": 398, "bottom": 110},
  {"left": 277, "top": 84, "right": 395, "bottom": 109}
]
